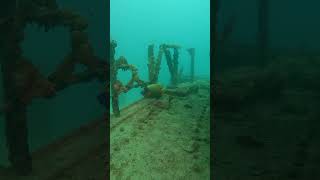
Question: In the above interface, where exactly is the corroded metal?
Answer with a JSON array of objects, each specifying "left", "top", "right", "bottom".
[{"left": 110, "top": 40, "right": 146, "bottom": 116}]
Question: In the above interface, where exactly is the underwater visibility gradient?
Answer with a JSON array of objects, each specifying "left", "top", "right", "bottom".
[
  {"left": 110, "top": 0, "right": 210, "bottom": 111},
  {"left": 110, "top": 0, "right": 210, "bottom": 179}
]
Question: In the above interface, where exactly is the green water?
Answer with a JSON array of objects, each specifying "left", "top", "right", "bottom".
[
  {"left": 110, "top": 0, "right": 210, "bottom": 179},
  {"left": 111, "top": 0, "right": 210, "bottom": 110}
]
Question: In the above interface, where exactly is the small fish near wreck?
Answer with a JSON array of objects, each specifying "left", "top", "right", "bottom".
[{"left": 141, "top": 83, "right": 164, "bottom": 98}]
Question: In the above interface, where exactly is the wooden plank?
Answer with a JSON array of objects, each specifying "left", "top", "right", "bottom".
[{"left": 111, "top": 98, "right": 156, "bottom": 130}]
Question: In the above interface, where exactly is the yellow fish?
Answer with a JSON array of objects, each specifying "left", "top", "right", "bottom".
[{"left": 142, "top": 83, "right": 164, "bottom": 98}]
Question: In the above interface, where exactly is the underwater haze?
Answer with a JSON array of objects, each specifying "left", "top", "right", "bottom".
[{"left": 111, "top": 0, "right": 210, "bottom": 110}]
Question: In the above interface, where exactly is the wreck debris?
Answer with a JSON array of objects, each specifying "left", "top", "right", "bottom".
[
  {"left": 48, "top": 29, "right": 107, "bottom": 91},
  {"left": 164, "top": 83, "right": 199, "bottom": 97}
]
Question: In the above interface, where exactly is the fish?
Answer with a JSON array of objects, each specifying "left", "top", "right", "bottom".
[{"left": 141, "top": 83, "right": 164, "bottom": 98}]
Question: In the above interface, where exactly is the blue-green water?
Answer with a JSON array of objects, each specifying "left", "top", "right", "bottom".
[
  {"left": 111, "top": 0, "right": 210, "bottom": 110},
  {"left": 218, "top": 0, "right": 320, "bottom": 49}
]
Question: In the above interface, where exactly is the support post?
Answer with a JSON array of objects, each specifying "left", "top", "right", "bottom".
[
  {"left": 0, "top": 20, "right": 32, "bottom": 175},
  {"left": 110, "top": 40, "right": 120, "bottom": 117},
  {"left": 187, "top": 48, "right": 195, "bottom": 82},
  {"left": 163, "top": 44, "right": 180, "bottom": 87},
  {"left": 147, "top": 44, "right": 163, "bottom": 84}
]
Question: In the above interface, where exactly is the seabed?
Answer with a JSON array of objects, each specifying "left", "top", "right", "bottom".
[
  {"left": 110, "top": 79, "right": 210, "bottom": 179},
  {"left": 0, "top": 79, "right": 209, "bottom": 180}
]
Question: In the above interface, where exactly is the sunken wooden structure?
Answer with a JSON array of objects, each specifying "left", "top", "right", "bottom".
[
  {"left": 0, "top": 0, "right": 107, "bottom": 175},
  {"left": 110, "top": 41, "right": 196, "bottom": 117}
]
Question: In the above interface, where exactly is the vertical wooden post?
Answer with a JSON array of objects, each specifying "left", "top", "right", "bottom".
[
  {"left": 187, "top": 48, "right": 195, "bottom": 82},
  {"left": 0, "top": 20, "right": 32, "bottom": 175},
  {"left": 110, "top": 40, "right": 120, "bottom": 117},
  {"left": 147, "top": 44, "right": 163, "bottom": 84},
  {"left": 163, "top": 45, "right": 180, "bottom": 87},
  {"left": 147, "top": 44, "right": 155, "bottom": 83},
  {"left": 172, "top": 47, "right": 179, "bottom": 85}
]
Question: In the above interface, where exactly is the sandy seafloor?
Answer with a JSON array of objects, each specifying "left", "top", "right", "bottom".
[{"left": 110, "top": 80, "right": 210, "bottom": 180}]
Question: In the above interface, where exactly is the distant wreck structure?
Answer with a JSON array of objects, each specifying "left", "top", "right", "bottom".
[
  {"left": 162, "top": 44, "right": 181, "bottom": 87},
  {"left": 0, "top": 0, "right": 107, "bottom": 175},
  {"left": 110, "top": 40, "right": 197, "bottom": 116},
  {"left": 187, "top": 48, "right": 195, "bottom": 82},
  {"left": 147, "top": 44, "right": 163, "bottom": 84}
]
